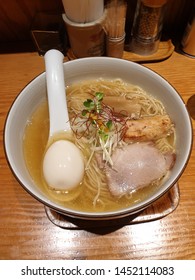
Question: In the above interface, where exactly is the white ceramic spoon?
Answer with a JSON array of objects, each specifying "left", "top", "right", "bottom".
[{"left": 42, "top": 49, "right": 84, "bottom": 191}]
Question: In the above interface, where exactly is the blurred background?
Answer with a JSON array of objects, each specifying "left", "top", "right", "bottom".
[{"left": 0, "top": 0, "right": 194, "bottom": 53}]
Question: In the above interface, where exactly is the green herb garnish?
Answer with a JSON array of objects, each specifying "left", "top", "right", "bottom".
[{"left": 71, "top": 91, "right": 126, "bottom": 166}]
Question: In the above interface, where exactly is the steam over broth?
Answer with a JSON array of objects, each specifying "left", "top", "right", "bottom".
[{"left": 23, "top": 79, "right": 175, "bottom": 212}]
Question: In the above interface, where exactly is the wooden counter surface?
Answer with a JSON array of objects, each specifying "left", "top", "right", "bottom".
[{"left": 0, "top": 51, "right": 195, "bottom": 260}]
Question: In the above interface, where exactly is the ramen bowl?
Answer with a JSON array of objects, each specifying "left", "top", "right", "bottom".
[{"left": 4, "top": 57, "right": 192, "bottom": 220}]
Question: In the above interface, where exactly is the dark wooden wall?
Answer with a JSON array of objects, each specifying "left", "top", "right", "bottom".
[
  {"left": 0, "top": 0, "right": 64, "bottom": 52},
  {"left": 0, "top": 0, "right": 194, "bottom": 53}
]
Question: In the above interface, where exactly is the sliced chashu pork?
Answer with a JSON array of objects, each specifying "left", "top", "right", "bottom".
[
  {"left": 104, "top": 142, "right": 175, "bottom": 197},
  {"left": 103, "top": 96, "right": 141, "bottom": 118}
]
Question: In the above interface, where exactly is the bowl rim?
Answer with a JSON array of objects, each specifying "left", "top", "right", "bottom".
[{"left": 3, "top": 57, "right": 193, "bottom": 220}]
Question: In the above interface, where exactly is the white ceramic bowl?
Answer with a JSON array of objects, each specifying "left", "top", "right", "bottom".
[{"left": 4, "top": 57, "right": 193, "bottom": 220}]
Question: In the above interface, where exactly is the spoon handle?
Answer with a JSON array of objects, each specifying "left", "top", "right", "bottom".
[{"left": 44, "top": 49, "right": 71, "bottom": 137}]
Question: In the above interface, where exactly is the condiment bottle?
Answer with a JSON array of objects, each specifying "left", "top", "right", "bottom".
[
  {"left": 181, "top": 7, "right": 195, "bottom": 58},
  {"left": 130, "top": 0, "right": 167, "bottom": 55}
]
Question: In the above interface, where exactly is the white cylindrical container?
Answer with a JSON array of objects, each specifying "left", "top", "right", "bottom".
[{"left": 62, "top": 0, "right": 104, "bottom": 23}]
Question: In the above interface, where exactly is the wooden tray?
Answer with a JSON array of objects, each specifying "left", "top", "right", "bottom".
[
  {"left": 67, "top": 40, "right": 174, "bottom": 63},
  {"left": 45, "top": 183, "right": 179, "bottom": 230},
  {"left": 123, "top": 40, "right": 175, "bottom": 63}
]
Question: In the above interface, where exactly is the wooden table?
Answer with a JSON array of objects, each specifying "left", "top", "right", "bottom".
[{"left": 0, "top": 51, "right": 195, "bottom": 260}]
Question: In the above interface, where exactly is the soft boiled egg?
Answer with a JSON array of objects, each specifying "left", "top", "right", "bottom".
[{"left": 43, "top": 140, "right": 84, "bottom": 190}]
